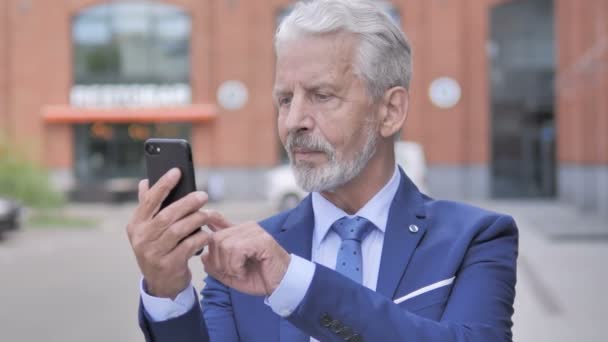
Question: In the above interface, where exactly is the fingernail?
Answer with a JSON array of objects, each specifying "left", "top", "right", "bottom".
[
  {"left": 168, "top": 168, "right": 180, "bottom": 179},
  {"left": 196, "top": 191, "right": 208, "bottom": 202}
]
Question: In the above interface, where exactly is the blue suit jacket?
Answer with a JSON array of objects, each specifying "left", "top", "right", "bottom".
[{"left": 139, "top": 169, "right": 518, "bottom": 341}]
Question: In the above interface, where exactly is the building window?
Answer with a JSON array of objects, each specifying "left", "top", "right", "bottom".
[
  {"left": 73, "top": 1, "right": 190, "bottom": 85},
  {"left": 71, "top": 1, "right": 192, "bottom": 181}
]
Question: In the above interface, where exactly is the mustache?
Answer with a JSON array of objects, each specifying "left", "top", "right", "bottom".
[{"left": 285, "top": 132, "right": 334, "bottom": 156}]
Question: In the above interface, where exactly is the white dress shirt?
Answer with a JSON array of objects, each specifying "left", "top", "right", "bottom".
[{"left": 141, "top": 165, "right": 401, "bottom": 340}]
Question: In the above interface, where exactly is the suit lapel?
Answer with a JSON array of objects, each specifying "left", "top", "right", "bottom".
[
  {"left": 275, "top": 196, "right": 314, "bottom": 342},
  {"left": 275, "top": 195, "right": 314, "bottom": 260},
  {"left": 271, "top": 170, "right": 427, "bottom": 339},
  {"left": 376, "top": 168, "right": 428, "bottom": 299}
]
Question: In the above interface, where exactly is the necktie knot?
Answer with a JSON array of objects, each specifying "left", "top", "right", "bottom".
[{"left": 332, "top": 216, "right": 373, "bottom": 242}]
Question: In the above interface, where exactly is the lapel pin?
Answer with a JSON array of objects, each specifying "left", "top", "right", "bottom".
[{"left": 409, "top": 224, "right": 419, "bottom": 233}]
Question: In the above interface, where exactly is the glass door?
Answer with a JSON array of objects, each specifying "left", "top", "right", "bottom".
[{"left": 490, "top": 0, "right": 556, "bottom": 198}]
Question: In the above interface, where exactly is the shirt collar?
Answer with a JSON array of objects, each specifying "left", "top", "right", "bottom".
[{"left": 311, "top": 165, "right": 401, "bottom": 247}]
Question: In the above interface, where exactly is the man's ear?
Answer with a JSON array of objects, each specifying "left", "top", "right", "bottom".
[{"left": 377, "top": 87, "right": 409, "bottom": 139}]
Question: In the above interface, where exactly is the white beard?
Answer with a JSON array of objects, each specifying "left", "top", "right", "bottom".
[{"left": 284, "top": 123, "right": 378, "bottom": 192}]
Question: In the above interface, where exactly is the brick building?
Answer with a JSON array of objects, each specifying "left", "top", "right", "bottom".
[{"left": 0, "top": 0, "right": 606, "bottom": 217}]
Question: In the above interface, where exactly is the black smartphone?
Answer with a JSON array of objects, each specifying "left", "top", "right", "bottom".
[
  {"left": 144, "top": 138, "right": 202, "bottom": 253},
  {"left": 144, "top": 138, "right": 197, "bottom": 210}
]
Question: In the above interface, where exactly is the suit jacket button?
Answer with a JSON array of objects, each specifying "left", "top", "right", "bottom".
[
  {"left": 330, "top": 320, "right": 344, "bottom": 333},
  {"left": 320, "top": 313, "right": 333, "bottom": 327},
  {"left": 339, "top": 326, "right": 354, "bottom": 340},
  {"left": 349, "top": 334, "right": 362, "bottom": 342}
]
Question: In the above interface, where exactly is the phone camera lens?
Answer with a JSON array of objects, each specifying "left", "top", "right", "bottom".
[{"left": 145, "top": 144, "right": 156, "bottom": 155}]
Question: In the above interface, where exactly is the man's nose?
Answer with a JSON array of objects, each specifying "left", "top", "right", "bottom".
[{"left": 284, "top": 95, "right": 314, "bottom": 133}]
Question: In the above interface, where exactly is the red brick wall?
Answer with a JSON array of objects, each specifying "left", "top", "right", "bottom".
[
  {"left": 556, "top": 0, "right": 608, "bottom": 165},
  {"left": 0, "top": 0, "right": 520, "bottom": 170},
  {"left": 1, "top": 0, "right": 282, "bottom": 168},
  {"left": 401, "top": 0, "right": 490, "bottom": 165},
  {"left": 5, "top": 0, "right": 65, "bottom": 162},
  {"left": 0, "top": 0, "right": 8, "bottom": 140}
]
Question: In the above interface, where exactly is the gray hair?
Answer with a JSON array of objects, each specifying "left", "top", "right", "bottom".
[{"left": 275, "top": 0, "right": 413, "bottom": 100}]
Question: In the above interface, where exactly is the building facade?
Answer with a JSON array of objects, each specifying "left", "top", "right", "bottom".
[
  {"left": 554, "top": 0, "right": 608, "bottom": 217},
  {"left": 0, "top": 0, "right": 606, "bottom": 217}
]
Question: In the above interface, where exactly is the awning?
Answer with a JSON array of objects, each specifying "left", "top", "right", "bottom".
[{"left": 42, "top": 104, "right": 218, "bottom": 123}]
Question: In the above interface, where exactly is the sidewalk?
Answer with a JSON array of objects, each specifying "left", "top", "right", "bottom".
[
  {"left": 0, "top": 199, "right": 605, "bottom": 341},
  {"left": 466, "top": 199, "right": 608, "bottom": 342}
]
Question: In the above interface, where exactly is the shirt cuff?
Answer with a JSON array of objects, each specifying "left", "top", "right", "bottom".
[
  {"left": 266, "top": 254, "right": 316, "bottom": 317},
  {"left": 140, "top": 278, "right": 196, "bottom": 322}
]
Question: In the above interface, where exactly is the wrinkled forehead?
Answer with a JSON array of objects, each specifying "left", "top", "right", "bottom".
[{"left": 274, "top": 33, "right": 359, "bottom": 91}]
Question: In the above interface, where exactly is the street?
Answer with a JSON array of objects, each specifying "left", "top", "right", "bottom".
[{"left": 0, "top": 200, "right": 606, "bottom": 341}]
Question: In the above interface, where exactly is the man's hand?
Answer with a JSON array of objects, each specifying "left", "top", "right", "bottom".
[
  {"left": 202, "top": 222, "right": 291, "bottom": 297},
  {"left": 126, "top": 168, "right": 214, "bottom": 299}
]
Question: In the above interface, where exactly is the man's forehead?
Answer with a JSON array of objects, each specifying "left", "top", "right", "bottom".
[
  {"left": 273, "top": 74, "right": 342, "bottom": 93},
  {"left": 276, "top": 32, "right": 357, "bottom": 63},
  {"left": 274, "top": 35, "right": 357, "bottom": 91},
  {"left": 274, "top": 68, "right": 343, "bottom": 91}
]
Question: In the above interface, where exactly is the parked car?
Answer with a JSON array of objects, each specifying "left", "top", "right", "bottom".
[
  {"left": 266, "top": 141, "right": 429, "bottom": 210},
  {"left": 0, "top": 197, "right": 21, "bottom": 233},
  {"left": 266, "top": 164, "right": 308, "bottom": 212},
  {"left": 394, "top": 141, "right": 429, "bottom": 194}
]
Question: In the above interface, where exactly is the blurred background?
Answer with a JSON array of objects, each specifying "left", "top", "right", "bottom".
[{"left": 0, "top": 0, "right": 606, "bottom": 341}]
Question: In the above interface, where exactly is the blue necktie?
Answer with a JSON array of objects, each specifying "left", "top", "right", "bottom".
[{"left": 332, "top": 216, "right": 374, "bottom": 284}]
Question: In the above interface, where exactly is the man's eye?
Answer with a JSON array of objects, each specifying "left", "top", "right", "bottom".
[
  {"left": 278, "top": 97, "right": 292, "bottom": 106},
  {"left": 314, "top": 93, "right": 333, "bottom": 102}
]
